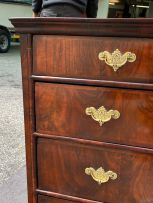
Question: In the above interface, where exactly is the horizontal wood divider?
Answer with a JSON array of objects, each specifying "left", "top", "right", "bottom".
[
  {"left": 36, "top": 189, "right": 103, "bottom": 203},
  {"left": 31, "top": 75, "right": 153, "bottom": 91},
  {"left": 33, "top": 132, "right": 153, "bottom": 154}
]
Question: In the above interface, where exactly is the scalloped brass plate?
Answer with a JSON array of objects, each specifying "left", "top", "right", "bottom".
[
  {"left": 98, "top": 49, "right": 136, "bottom": 71},
  {"left": 85, "top": 105, "right": 120, "bottom": 126},
  {"left": 85, "top": 167, "right": 117, "bottom": 185}
]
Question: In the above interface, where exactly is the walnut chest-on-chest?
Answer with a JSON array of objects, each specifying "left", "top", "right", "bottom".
[{"left": 11, "top": 18, "right": 153, "bottom": 203}]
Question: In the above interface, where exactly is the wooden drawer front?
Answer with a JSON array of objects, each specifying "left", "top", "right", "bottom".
[
  {"left": 38, "top": 195, "right": 74, "bottom": 203},
  {"left": 37, "top": 138, "right": 153, "bottom": 203},
  {"left": 33, "top": 36, "right": 153, "bottom": 83},
  {"left": 35, "top": 83, "right": 153, "bottom": 148}
]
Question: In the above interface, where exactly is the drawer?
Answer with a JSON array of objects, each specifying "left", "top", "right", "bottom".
[
  {"left": 37, "top": 138, "right": 153, "bottom": 203},
  {"left": 38, "top": 195, "right": 74, "bottom": 203},
  {"left": 35, "top": 83, "right": 153, "bottom": 148},
  {"left": 33, "top": 36, "right": 153, "bottom": 84}
]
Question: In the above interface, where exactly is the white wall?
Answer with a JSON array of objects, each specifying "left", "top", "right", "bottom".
[
  {"left": 97, "top": 0, "right": 109, "bottom": 18},
  {"left": 0, "top": 3, "right": 32, "bottom": 28},
  {"left": 148, "top": 1, "right": 153, "bottom": 17}
]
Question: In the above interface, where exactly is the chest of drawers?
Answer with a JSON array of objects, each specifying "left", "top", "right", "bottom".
[{"left": 11, "top": 18, "right": 153, "bottom": 203}]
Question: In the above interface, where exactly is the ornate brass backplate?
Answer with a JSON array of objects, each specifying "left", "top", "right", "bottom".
[
  {"left": 85, "top": 105, "right": 120, "bottom": 126},
  {"left": 85, "top": 167, "right": 117, "bottom": 185},
  {"left": 98, "top": 49, "right": 136, "bottom": 72}
]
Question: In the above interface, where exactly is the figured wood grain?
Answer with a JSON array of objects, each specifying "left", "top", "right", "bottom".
[
  {"left": 10, "top": 18, "right": 153, "bottom": 203},
  {"left": 37, "top": 137, "right": 153, "bottom": 203},
  {"left": 35, "top": 82, "right": 153, "bottom": 148},
  {"left": 33, "top": 36, "right": 153, "bottom": 84}
]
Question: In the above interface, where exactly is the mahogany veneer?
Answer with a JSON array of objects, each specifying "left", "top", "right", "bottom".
[
  {"left": 10, "top": 18, "right": 153, "bottom": 203},
  {"left": 38, "top": 195, "right": 75, "bottom": 203},
  {"left": 35, "top": 82, "right": 153, "bottom": 148},
  {"left": 37, "top": 138, "right": 153, "bottom": 203},
  {"left": 33, "top": 36, "right": 153, "bottom": 83}
]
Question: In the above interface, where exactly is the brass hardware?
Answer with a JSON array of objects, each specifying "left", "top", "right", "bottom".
[
  {"left": 85, "top": 106, "right": 120, "bottom": 126},
  {"left": 85, "top": 167, "right": 117, "bottom": 184},
  {"left": 98, "top": 49, "right": 136, "bottom": 72}
]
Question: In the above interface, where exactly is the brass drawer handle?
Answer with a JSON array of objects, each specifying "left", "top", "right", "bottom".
[
  {"left": 85, "top": 105, "right": 120, "bottom": 126},
  {"left": 98, "top": 49, "right": 136, "bottom": 72},
  {"left": 85, "top": 167, "right": 117, "bottom": 185}
]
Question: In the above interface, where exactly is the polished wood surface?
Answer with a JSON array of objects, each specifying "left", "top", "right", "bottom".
[
  {"left": 38, "top": 195, "right": 74, "bottom": 203},
  {"left": 33, "top": 36, "right": 153, "bottom": 84},
  {"left": 10, "top": 18, "right": 153, "bottom": 203},
  {"left": 20, "top": 34, "right": 37, "bottom": 203},
  {"left": 35, "top": 82, "right": 153, "bottom": 148},
  {"left": 37, "top": 190, "right": 102, "bottom": 203},
  {"left": 32, "top": 75, "right": 153, "bottom": 91},
  {"left": 10, "top": 18, "right": 153, "bottom": 38},
  {"left": 37, "top": 137, "right": 153, "bottom": 203}
]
